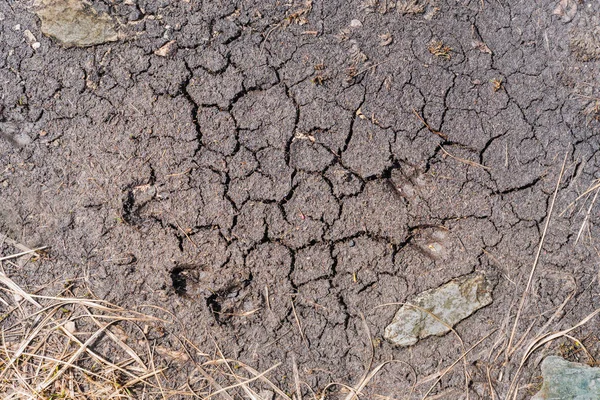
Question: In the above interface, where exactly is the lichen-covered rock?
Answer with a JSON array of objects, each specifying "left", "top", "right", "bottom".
[
  {"left": 532, "top": 356, "right": 600, "bottom": 400},
  {"left": 34, "top": 0, "right": 118, "bottom": 48},
  {"left": 384, "top": 272, "right": 492, "bottom": 346}
]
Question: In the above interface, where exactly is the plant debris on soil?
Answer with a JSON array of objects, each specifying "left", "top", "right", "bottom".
[{"left": 1, "top": 0, "right": 600, "bottom": 399}]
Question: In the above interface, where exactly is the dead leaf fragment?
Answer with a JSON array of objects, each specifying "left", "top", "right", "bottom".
[{"left": 471, "top": 39, "right": 492, "bottom": 54}]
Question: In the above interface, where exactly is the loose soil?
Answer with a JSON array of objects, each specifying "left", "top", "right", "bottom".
[{"left": 1, "top": 0, "right": 600, "bottom": 399}]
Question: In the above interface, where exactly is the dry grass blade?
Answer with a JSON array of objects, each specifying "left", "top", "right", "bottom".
[
  {"left": 222, "top": 359, "right": 290, "bottom": 399},
  {"left": 0, "top": 252, "right": 184, "bottom": 399},
  {"left": 81, "top": 305, "right": 148, "bottom": 370},
  {"left": 440, "top": 145, "right": 490, "bottom": 170},
  {"left": 0, "top": 272, "right": 41, "bottom": 307},
  {"left": 421, "top": 330, "right": 495, "bottom": 399},
  {"left": 344, "top": 361, "right": 393, "bottom": 400},
  {"left": 201, "top": 362, "right": 281, "bottom": 399},
  {"left": 215, "top": 343, "right": 261, "bottom": 400},
  {"left": 292, "top": 354, "right": 303, "bottom": 400},
  {"left": 110, "top": 366, "right": 168, "bottom": 398},
  {"left": 575, "top": 183, "right": 599, "bottom": 245},
  {"left": 0, "top": 247, "right": 47, "bottom": 262},
  {"left": 560, "top": 179, "right": 600, "bottom": 217},
  {"left": 36, "top": 321, "right": 116, "bottom": 392},
  {"left": 0, "top": 232, "right": 36, "bottom": 254},
  {"left": 412, "top": 108, "right": 448, "bottom": 140},
  {"left": 506, "top": 151, "right": 569, "bottom": 356}
]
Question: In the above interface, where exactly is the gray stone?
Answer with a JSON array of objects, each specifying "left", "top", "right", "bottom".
[
  {"left": 532, "top": 356, "right": 600, "bottom": 400},
  {"left": 384, "top": 272, "right": 492, "bottom": 346},
  {"left": 34, "top": 0, "right": 118, "bottom": 48}
]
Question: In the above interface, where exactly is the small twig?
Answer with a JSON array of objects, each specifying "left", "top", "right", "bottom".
[
  {"left": 290, "top": 297, "right": 307, "bottom": 346},
  {"left": 440, "top": 145, "right": 490, "bottom": 170},
  {"left": 412, "top": 108, "right": 448, "bottom": 140},
  {"left": 176, "top": 222, "right": 197, "bottom": 249},
  {"left": 0, "top": 247, "right": 48, "bottom": 261}
]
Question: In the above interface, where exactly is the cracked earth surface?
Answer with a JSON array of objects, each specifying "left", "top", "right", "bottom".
[{"left": 1, "top": 0, "right": 600, "bottom": 398}]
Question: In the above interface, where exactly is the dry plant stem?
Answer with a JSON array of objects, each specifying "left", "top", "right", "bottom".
[
  {"left": 218, "top": 347, "right": 259, "bottom": 400},
  {"left": 291, "top": 297, "right": 307, "bottom": 347},
  {"left": 293, "top": 354, "right": 303, "bottom": 400},
  {"left": 576, "top": 184, "right": 599, "bottom": 244},
  {"left": 225, "top": 359, "right": 289, "bottom": 399},
  {"left": 344, "top": 361, "right": 395, "bottom": 400},
  {"left": 0, "top": 247, "right": 47, "bottom": 261},
  {"left": 440, "top": 145, "right": 490, "bottom": 170},
  {"left": 201, "top": 362, "right": 281, "bottom": 400},
  {"left": 412, "top": 108, "right": 448, "bottom": 140},
  {"left": 533, "top": 291, "right": 574, "bottom": 338},
  {"left": 148, "top": 342, "right": 168, "bottom": 400},
  {"left": 421, "top": 330, "right": 496, "bottom": 400},
  {"left": 559, "top": 179, "right": 600, "bottom": 217},
  {"left": 563, "top": 334, "right": 595, "bottom": 362},
  {"left": 486, "top": 365, "right": 498, "bottom": 400},
  {"left": 506, "top": 151, "right": 569, "bottom": 356},
  {"left": 36, "top": 321, "right": 116, "bottom": 392}
]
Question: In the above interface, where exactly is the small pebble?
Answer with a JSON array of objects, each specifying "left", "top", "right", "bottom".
[
  {"left": 349, "top": 240, "right": 355, "bottom": 247},
  {"left": 350, "top": 19, "right": 362, "bottom": 28},
  {"left": 64, "top": 321, "right": 77, "bottom": 334},
  {"left": 24, "top": 29, "right": 36, "bottom": 43},
  {"left": 13, "top": 24, "right": 21, "bottom": 31},
  {"left": 32, "top": 42, "right": 41, "bottom": 50}
]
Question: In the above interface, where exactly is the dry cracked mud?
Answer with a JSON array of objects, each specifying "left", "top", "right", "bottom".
[{"left": 1, "top": 0, "right": 600, "bottom": 399}]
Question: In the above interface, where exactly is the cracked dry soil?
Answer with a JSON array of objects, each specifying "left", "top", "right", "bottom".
[{"left": 1, "top": 0, "right": 600, "bottom": 398}]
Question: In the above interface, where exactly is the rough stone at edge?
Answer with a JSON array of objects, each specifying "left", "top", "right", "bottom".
[{"left": 532, "top": 356, "right": 600, "bottom": 400}]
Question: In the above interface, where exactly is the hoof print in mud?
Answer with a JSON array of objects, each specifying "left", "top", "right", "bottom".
[{"left": 206, "top": 275, "right": 253, "bottom": 324}]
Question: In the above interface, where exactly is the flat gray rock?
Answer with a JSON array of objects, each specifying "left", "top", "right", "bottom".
[
  {"left": 532, "top": 356, "right": 600, "bottom": 400},
  {"left": 34, "top": 0, "right": 118, "bottom": 47},
  {"left": 384, "top": 272, "right": 492, "bottom": 346}
]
